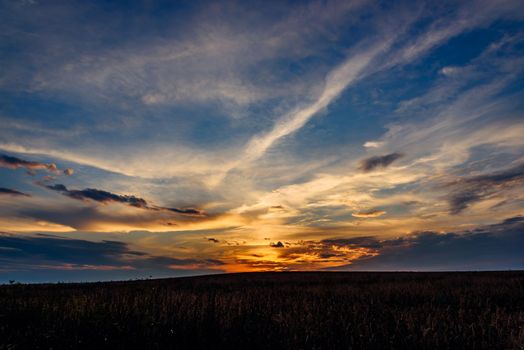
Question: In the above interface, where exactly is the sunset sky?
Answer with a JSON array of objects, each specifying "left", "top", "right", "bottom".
[{"left": 1, "top": 0, "right": 524, "bottom": 282}]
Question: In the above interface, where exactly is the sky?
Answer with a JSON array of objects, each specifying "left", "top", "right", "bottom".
[{"left": 1, "top": 0, "right": 524, "bottom": 283}]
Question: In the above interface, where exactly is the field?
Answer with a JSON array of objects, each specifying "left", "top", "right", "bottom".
[{"left": 1, "top": 272, "right": 523, "bottom": 349}]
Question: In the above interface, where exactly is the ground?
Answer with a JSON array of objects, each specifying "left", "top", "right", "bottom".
[{"left": 1, "top": 272, "right": 523, "bottom": 349}]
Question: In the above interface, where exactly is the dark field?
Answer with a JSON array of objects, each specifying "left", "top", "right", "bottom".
[{"left": 1, "top": 272, "right": 523, "bottom": 350}]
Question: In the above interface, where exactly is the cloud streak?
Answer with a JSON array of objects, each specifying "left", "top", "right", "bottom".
[
  {"left": 359, "top": 153, "right": 404, "bottom": 172},
  {"left": 0, "top": 188, "right": 30, "bottom": 197},
  {"left": 239, "top": 40, "right": 394, "bottom": 166},
  {"left": 0, "top": 154, "right": 58, "bottom": 174},
  {"left": 45, "top": 184, "right": 206, "bottom": 216},
  {"left": 352, "top": 210, "right": 386, "bottom": 218},
  {"left": 447, "top": 163, "right": 524, "bottom": 214}
]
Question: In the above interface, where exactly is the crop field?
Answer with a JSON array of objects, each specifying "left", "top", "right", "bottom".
[{"left": 1, "top": 272, "right": 523, "bottom": 349}]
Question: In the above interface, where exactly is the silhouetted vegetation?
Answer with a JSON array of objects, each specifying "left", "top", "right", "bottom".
[{"left": 1, "top": 272, "right": 523, "bottom": 349}]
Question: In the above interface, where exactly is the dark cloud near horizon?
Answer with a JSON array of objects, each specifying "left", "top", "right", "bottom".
[
  {"left": 0, "top": 234, "right": 143, "bottom": 266},
  {"left": 359, "top": 153, "right": 404, "bottom": 172},
  {"left": 270, "top": 241, "right": 285, "bottom": 248},
  {"left": 207, "top": 238, "right": 220, "bottom": 243},
  {"left": 0, "top": 154, "right": 58, "bottom": 174},
  {"left": 0, "top": 234, "right": 225, "bottom": 282},
  {"left": 45, "top": 183, "right": 205, "bottom": 216},
  {"left": 327, "top": 216, "right": 524, "bottom": 271},
  {"left": 0, "top": 187, "right": 30, "bottom": 197},
  {"left": 447, "top": 163, "right": 524, "bottom": 214}
]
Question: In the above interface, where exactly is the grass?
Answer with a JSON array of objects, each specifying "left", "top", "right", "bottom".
[{"left": 1, "top": 271, "right": 523, "bottom": 349}]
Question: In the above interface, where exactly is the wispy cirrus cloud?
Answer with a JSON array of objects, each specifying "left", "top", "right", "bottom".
[
  {"left": 239, "top": 39, "right": 395, "bottom": 166},
  {"left": 217, "top": 0, "right": 521, "bottom": 180},
  {"left": 0, "top": 0, "right": 368, "bottom": 114},
  {"left": 2, "top": 0, "right": 520, "bottom": 184}
]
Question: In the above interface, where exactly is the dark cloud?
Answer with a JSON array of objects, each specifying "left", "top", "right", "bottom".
[
  {"left": 44, "top": 183, "right": 205, "bottom": 216},
  {"left": 206, "top": 238, "right": 220, "bottom": 243},
  {"left": 359, "top": 152, "right": 404, "bottom": 172},
  {"left": 352, "top": 210, "right": 386, "bottom": 218},
  {"left": 0, "top": 154, "right": 58, "bottom": 174},
  {"left": 0, "top": 234, "right": 141, "bottom": 267},
  {"left": 166, "top": 207, "right": 206, "bottom": 215},
  {"left": 20, "top": 206, "right": 124, "bottom": 231},
  {"left": 447, "top": 163, "right": 524, "bottom": 214},
  {"left": 19, "top": 204, "right": 210, "bottom": 231},
  {"left": 46, "top": 184, "right": 148, "bottom": 208},
  {"left": 0, "top": 187, "right": 30, "bottom": 197},
  {"left": 328, "top": 216, "right": 524, "bottom": 271},
  {"left": 135, "top": 256, "right": 224, "bottom": 268},
  {"left": 0, "top": 234, "right": 225, "bottom": 282},
  {"left": 270, "top": 241, "right": 285, "bottom": 248}
]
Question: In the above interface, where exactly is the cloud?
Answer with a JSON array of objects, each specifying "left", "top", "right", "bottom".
[
  {"left": 44, "top": 183, "right": 205, "bottom": 216},
  {"left": 270, "top": 241, "right": 285, "bottom": 248},
  {"left": 447, "top": 163, "right": 524, "bottom": 214},
  {"left": 206, "top": 238, "right": 219, "bottom": 243},
  {"left": 211, "top": 0, "right": 524, "bottom": 174},
  {"left": 0, "top": 154, "right": 58, "bottom": 174},
  {"left": 46, "top": 184, "right": 148, "bottom": 208},
  {"left": 0, "top": 187, "right": 30, "bottom": 197},
  {"left": 0, "top": 233, "right": 225, "bottom": 282},
  {"left": 359, "top": 152, "right": 404, "bottom": 172},
  {"left": 352, "top": 210, "right": 386, "bottom": 218},
  {"left": 166, "top": 207, "right": 206, "bottom": 215},
  {"left": 363, "top": 141, "right": 383, "bottom": 148},
  {"left": 440, "top": 66, "right": 461, "bottom": 76},
  {"left": 0, "top": 0, "right": 523, "bottom": 278},
  {"left": 322, "top": 237, "right": 384, "bottom": 249},
  {"left": 260, "top": 237, "right": 378, "bottom": 270},
  {"left": 203, "top": 0, "right": 523, "bottom": 174},
  {"left": 63, "top": 168, "right": 74, "bottom": 176},
  {"left": 239, "top": 38, "right": 394, "bottom": 166},
  {"left": 338, "top": 216, "right": 524, "bottom": 271},
  {"left": 259, "top": 216, "right": 524, "bottom": 271},
  {"left": 0, "top": 234, "right": 142, "bottom": 268},
  {"left": 0, "top": 0, "right": 370, "bottom": 117}
]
